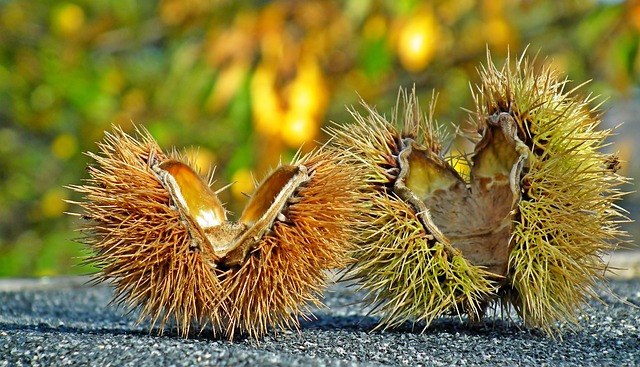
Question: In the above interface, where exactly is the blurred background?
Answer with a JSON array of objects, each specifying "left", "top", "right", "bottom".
[{"left": 0, "top": 0, "right": 638, "bottom": 277}]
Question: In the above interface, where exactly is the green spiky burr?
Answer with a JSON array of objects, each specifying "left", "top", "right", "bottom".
[{"left": 330, "top": 53, "right": 630, "bottom": 336}]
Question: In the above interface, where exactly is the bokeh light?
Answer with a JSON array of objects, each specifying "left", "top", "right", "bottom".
[{"left": 1, "top": 0, "right": 639, "bottom": 276}]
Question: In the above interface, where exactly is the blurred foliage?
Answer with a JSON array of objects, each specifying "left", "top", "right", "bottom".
[{"left": 1, "top": 0, "right": 639, "bottom": 276}]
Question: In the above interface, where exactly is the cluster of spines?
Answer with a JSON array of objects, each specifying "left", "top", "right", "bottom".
[
  {"left": 329, "top": 53, "right": 630, "bottom": 336},
  {"left": 69, "top": 128, "right": 225, "bottom": 336},
  {"left": 70, "top": 126, "right": 364, "bottom": 339},
  {"left": 329, "top": 93, "right": 497, "bottom": 330},
  {"left": 222, "top": 149, "right": 363, "bottom": 339},
  {"left": 473, "top": 54, "right": 630, "bottom": 334}
]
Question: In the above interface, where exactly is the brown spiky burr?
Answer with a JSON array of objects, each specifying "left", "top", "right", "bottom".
[
  {"left": 329, "top": 53, "right": 631, "bottom": 336},
  {"left": 68, "top": 125, "right": 364, "bottom": 339}
]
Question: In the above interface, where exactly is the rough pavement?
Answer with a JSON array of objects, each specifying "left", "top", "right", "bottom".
[{"left": 0, "top": 276, "right": 639, "bottom": 367}]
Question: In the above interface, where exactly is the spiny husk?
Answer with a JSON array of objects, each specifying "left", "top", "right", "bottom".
[
  {"left": 329, "top": 92, "right": 498, "bottom": 329},
  {"left": 473, "top": 53, "right": 630, "bottom": 334},
  {"left": 69, "top": 126, "right": 363, "bottom": 339},
  {"left": 221, "top": 149, "right": 364, "bottom": 339},
  {"left": 331, "top": 53, "right": 630, "bottom": 336}
]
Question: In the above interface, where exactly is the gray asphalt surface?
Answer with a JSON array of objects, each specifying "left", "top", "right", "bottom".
[{"left": 0, "top": 276, "right": 638, "bottom": 367}]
